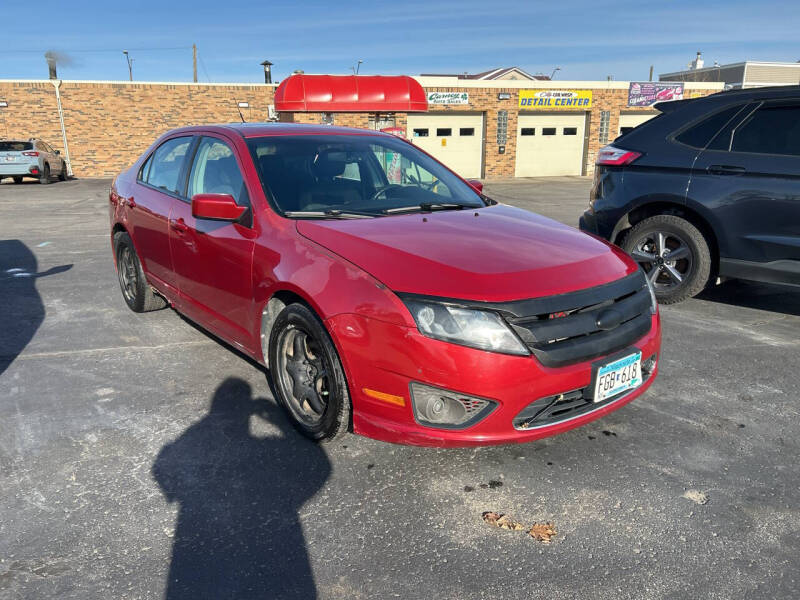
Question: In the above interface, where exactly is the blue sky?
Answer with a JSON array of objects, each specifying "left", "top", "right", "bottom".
[{"left": 3, "top": 0, "right": 799, "bottom": 83}]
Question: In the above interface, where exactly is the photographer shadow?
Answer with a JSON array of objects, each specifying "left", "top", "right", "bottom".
[{"left": 152, "top": 377, "right": 331, "bottom": 600}]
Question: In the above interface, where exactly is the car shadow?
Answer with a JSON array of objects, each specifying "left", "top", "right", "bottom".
[
  {"left": 0, "top": 239, "right": 72, "bottom": 377},
  {"left": 697, "top": 279, "right": 800, "bottom": 317},
  {"left": 152, "top": 377, "right": 331, "bottom": 600}
]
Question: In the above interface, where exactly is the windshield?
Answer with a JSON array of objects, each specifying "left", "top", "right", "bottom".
[
  {"left": 247, "top": 134, "right": 485, "bottom": 216},
  {"left": 0, "top": 141, "right": 33, "bottom": 152}
]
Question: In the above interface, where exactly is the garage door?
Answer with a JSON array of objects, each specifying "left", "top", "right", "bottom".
[
  {"left": 619, "top": 113, "right": 657, "bottom": 136},
  {"left": 406, "top": 114, "right": 484, "bottom": 178},
  {"left": 515, "top": 113, "right": 586, "bottom": 177}
]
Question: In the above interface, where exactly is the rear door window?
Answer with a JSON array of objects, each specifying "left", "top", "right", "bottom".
[
  {"left": 730, "top": 103, "right": 800, "bottom": 156},
  {"left": 145, "top": 136, "right": 193, "bottom": 195},
  {"left": 675, "top": 104, "right": 746, "bottom": 149}
]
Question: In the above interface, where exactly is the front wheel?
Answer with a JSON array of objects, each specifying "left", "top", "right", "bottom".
[
  {"left": 622, "top": 214, "right": 711, "bottom": 304},
  {"left": 58, "top": 163, "right": 68, "bottom": 181},
  {"left": 268, "top": 303, "right": 350, "bottom": 442},
  {"left": 40, "top": 164, "right": 51, "bottom": 185}
]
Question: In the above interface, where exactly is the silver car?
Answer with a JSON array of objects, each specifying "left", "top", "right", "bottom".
[{"left": 0, "top": 139, "right": 68, "bottom": 184}]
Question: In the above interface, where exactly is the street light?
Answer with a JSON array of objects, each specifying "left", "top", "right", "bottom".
[
  {"left": 122, "top": 50, "right": 133, "bottom": 81},
  {"left": 351, "top": 60, "right": 363, "bottom": 75},
  {"left": 549, "top": 66, "right": 561, "bottom": 80},
  {"left": 260, "top": 60, "right": 273, "bottom": 84}
]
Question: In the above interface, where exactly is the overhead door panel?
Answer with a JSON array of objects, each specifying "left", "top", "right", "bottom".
[
  {"left": 406, "top": 113, "right": 484, "bottom": 178},
  {"left": 515, "top": 113, "right": 586, "bottom": 177}
]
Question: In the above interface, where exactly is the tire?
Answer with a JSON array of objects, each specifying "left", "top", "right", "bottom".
[
  {"left": 622, "top": 214, "right": 711, "bottom": 304},
  {"left": 40, "top": 164, "right": 50, "bottom": 185},
  {"left": 13, "top": 176, "right": 23, "bottom": 184},
  {"left": 58, "top": 163, "right": 67, "bottom": 181},
  {"left": 113, "top": 231, "right": 167, "bottom": 312},
  {"left": 268, "top": 303, "right": 351, "bottom": 442}
]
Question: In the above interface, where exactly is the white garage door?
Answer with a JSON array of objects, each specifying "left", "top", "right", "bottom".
[
  {"left": 406, "top": 113, "right": 484, "bottom": 178},
  {"left": 515, "top": 113, "right": 586, "bottom": 177},
  {"left": 619, "top": 113, "right": 657, "bottom": 136}
]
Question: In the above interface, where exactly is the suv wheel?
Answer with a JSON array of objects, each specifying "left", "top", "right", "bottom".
[
  {"left": 622, "top": 215, "right": 711, "bottom": 304},
  {"left": 40, "top": 164, "right": 51, "bottom": 185},
  {"left": 58, "top": 164, "right": 68, "bottom": 181},
  {"left": 268, "top": 303, "right": 351, "bottom": 442}
]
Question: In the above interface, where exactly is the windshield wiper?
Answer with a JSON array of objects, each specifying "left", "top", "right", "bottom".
[
  {"left": 284, "top": 210, "right": 377, "bottom": 219},
  {"left": 383, "top": 203, "right": 479, "bottom": 214}
]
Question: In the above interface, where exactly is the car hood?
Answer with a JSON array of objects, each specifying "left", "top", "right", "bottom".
[{"left": 296, "top": 204, "right": 636, "bottom": 302}]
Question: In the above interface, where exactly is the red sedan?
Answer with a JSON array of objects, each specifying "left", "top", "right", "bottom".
[{"left": 109, "top": 123, "right": 661, "bottom": 446}]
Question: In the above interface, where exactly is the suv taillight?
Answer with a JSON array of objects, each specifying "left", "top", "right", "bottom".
[
  {"left": 596, "top": 145, "right": 641, "bottom": 166},
  {"left": 22, "top": 151, "right": 39, "bottom": 157}
]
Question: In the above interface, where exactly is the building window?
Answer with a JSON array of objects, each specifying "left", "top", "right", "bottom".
[
  {"left": 563, "top": 127, "right": 578, "bottom": 135},
  {"left": 542, "top": 127, "right": 556, "bottom": 136},
  {"left": 413, "top": 128, "right": 429, "bottom": 137},
  {"left": 497, "top": 110, "right": 508, "bottom": 145},
  {"left": 369, "top": 113, "right": 396, "bottom": 131},
  {"left": 520, "top": 128, "right": 535, "bottom": 136},
  {"left": 436, "top": 128, "right": 452, "bottom": 137},
  {"left": 599, "top": 110, "right": 611, "bottom": 144},
  {"left": 459, "top": 127, "right": 475, "bottom": 136},
  {"left": 321, "top": 112, "right": 334, "bottom": 125}
]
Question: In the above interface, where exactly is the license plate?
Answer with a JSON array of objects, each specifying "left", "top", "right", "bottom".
[{"left": 594, "top": 352, "right": 642, "bottom": 402}]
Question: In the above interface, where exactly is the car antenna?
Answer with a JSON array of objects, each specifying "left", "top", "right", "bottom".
[{"left": 236, "top": 99, "right": 246, "bottom": 123}]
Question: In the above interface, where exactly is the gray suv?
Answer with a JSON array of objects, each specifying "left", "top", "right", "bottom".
[{"left": 0, "top": 139, "right": 68, "bottom": 184}]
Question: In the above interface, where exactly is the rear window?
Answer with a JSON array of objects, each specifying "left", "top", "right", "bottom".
[
  {"left": 730, "top": 104, "right": 800, "bottom": 157},
  {"left": 674, "top": 104, "right": 744, "bottom": 149},
  {"left": 0, "top": 141, "right": 33, "bottom": 151}
]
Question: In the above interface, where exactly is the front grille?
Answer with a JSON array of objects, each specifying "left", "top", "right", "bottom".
[
  {"left": 513, "top": 352, "right": 657, "bottom": 429},
  {"left": 504, "top": 271, "right": 652, "bottom": 367}
]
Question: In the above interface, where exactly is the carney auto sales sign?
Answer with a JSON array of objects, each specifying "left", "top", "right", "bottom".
[{"left": 427, "top": 91, "right": 469, "bottom": 105}]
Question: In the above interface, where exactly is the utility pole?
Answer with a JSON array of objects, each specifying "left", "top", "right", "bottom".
[
  {"left": 192, "top": 44, "right": 198, "bottom": 83},
  {"left": 649, "top": 65, "right": 654, "bottom": 82}
]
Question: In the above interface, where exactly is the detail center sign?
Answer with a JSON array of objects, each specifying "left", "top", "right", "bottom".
[
  {"left": 519, "top": 89, "right": 592, "bottom": 109},
  {"left": 427, "top": 91, "right": 469, "bottom": 105}
]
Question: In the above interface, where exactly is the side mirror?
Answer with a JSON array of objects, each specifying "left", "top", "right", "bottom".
[
  {"left": 191, "top": 194, "right": 246, "bottom": 222},
  {"left": 54, "top": 150, "right": 61, "bottom": 155},
  {"left": 466, "top": 179, "right": 483, "bottom": 194}
]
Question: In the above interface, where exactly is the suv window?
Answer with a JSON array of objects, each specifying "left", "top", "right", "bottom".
[
  {"left": 145, "top": 136, "right": 192, "bottom": 195},
  {"left": 0, "top": 141, "right": 33, "bottom": 151},
  {"left": 187, "top": 137, "right": 249, "bottom": 207},
  {"left": 675, "top": 104, "right": 744, "bottom": 149},
  {"left": 730, "top": 103, "right": 800, "bottom": 156}
]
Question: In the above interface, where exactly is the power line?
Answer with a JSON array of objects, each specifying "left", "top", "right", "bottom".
[
  {"left": 198, "top": 55, "right": 212, "bottom": 83},
  {"left": 5, "top": 46, "right": 193, "bottom": 55}
]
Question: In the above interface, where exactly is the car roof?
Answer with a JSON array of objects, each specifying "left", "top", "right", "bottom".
[{"left": 163, "top": 122, "right": 395, "bottom": 139}]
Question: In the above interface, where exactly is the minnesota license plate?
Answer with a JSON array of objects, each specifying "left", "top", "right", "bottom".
[{"left": 594, "top": 352, "right": 642, "bottom": 402}]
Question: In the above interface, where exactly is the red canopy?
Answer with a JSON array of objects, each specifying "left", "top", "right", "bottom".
[{"left": 274, "top": 74, "right": 428, "bottom": 112}]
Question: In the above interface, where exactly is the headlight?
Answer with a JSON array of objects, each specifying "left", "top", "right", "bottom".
[
  {"left": 402, "top": 298, "right": 529, "bottom": 355},
  {"left": 642, "top": 269, "right": 658, "bottom": 314}
]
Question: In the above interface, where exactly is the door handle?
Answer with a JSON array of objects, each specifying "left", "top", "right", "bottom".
[
  {"left": 170, "top": 218, "right": 189, "bottom": 233},
  {"left": 707, "top": 165, "right": 746, "bottom": 176}
]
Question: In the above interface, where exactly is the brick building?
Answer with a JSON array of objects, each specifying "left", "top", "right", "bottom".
[{"left": 0, "top": 76, "right": 722, "bottom": 179}]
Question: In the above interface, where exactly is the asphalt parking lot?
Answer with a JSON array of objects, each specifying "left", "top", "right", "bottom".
[{"left": 2, "top": 177, "right": 799, "bottom": 600}]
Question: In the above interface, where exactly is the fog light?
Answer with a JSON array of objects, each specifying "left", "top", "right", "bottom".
[{"left": 409, "top": 382, "right": 496, "bottom": 429}]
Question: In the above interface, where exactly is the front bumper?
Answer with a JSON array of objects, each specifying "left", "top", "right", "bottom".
[{"left": 327, "top": 312, "right": 661, "bottom": 447}]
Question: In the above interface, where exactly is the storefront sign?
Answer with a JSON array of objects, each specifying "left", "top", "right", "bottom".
[
  {"left": 427, "top": 91, "right": 469, "bottom": 105},
  {"left": 519, "top": 89, "right": 592, "bottom": 109},
  {"left": 627, "top": 82, "right": 684, "bottom": 107}
]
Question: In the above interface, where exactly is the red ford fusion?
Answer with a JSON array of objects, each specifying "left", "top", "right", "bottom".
[{"left": 109, "top": 123, "right": 660, "bottom": 446}]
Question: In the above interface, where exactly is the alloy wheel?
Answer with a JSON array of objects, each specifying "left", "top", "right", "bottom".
[
  {"left": 629, "top": 231, "right": 693, "bottom": 290},
  {"left": 275, "top": 326, "right": 331, "bottom": 425},
  {"left": 118, "top": 246, "right": 139, "bottom": 302}
]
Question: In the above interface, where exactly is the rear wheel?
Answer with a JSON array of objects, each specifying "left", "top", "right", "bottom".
[
  {"left": 622, "top": 214, "right": 711, "bottom": 304},
  {"left": 40, "top": 164, "right": 50, "bottom": 185},
  {"left": 268, "top": 303, "right": 350, "bottom": 442},
  {"left": 113, "top": 231, "right": 167, "bottom": 312}
]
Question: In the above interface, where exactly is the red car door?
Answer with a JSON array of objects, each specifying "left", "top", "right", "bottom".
[
  {"left": 130, "top": 135, "right": 194, "bottom": 292},
  {"left": 168, "top": 134, "right": 257, "bottom": 349}
]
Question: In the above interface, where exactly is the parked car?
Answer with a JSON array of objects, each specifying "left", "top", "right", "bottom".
[
  {"left": 109, "top": 123, "right": 661, "bottom": 446},
  {"left": 580, "top": 85, "right": 800, "bottom": 304},
  {"left": 0, "top": 139, "right": 68, "bottom": 184}
]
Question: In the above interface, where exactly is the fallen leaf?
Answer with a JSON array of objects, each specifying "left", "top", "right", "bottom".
[
  {"left": 528, "top": 522, "right": 557, "bottom": 543},
  {"left": 482, "top": 511, "right": 525, "bottom": 531}
]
